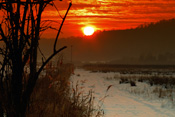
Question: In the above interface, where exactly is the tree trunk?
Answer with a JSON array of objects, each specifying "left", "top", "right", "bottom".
[
  {"left": 0, "top": 103, "right": 3, "bottom": 117},
  {"left": 11, "top": 54, "right": 23, "bottom": 116}
]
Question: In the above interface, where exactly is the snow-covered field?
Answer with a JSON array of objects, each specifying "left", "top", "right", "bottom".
[{"left": 70, "top": 68, "right": 175, "bottom": 117}]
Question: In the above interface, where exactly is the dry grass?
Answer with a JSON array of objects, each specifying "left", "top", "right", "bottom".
[
  {"left": 83, "top": 64, "right": 175, "bottom": 102},
  {"left": 26, "top": 63, "right": 104, "bottom": 117}
]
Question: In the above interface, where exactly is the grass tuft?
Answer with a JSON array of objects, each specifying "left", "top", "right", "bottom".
[{"left": 26, "top": 63, "right": 104, "bottom": 116}]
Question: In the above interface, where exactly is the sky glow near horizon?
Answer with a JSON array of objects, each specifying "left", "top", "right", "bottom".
[
  {"left": 1, "top": 0, "right": 175, "bottom": 38},
  {"left": 41, "top": 0, "right": 175, "bottom": 38}
]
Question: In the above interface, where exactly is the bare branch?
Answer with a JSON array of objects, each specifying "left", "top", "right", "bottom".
[
  {"left": 19, "top": 0, "right": 29, "bottom": 50},
  {"left": 52, "top": 1, "right": 63, "bottom": 19},
  {"left": 38, "top": 46, "right": 46, "bottom": 61},
  {"left": 22, "top": 48, "right": 31, "bottom": 68},
  {"left": 53, "top": 2, "right": 72, "bottom": 52},
  {"left": 37, "top": 46, "right": 67, "bottom": 76}
]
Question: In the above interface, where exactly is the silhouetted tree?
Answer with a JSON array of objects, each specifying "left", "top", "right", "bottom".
[{"left": 0, "top": 0, "right": 71, "bottom": 116}]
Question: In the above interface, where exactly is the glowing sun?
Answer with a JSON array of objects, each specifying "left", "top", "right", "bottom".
[{"left": 83, "top": 26, "right": 95, "bottom": 36}]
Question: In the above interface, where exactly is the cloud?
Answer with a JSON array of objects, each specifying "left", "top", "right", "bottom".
[{"left": 41, "top": 0, "right": 175, "bottom": 37}]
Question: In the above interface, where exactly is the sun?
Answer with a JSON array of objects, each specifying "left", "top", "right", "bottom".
[{"left": 83, "top": 26, "right": 95, "bottom": 36}]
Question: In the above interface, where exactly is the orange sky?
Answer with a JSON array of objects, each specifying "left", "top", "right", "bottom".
[{"left": 1, "top": 0, "right": 175, "bottom": 38}]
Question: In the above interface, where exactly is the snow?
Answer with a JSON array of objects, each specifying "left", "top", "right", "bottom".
[{"left": 70, "top": 69, "right": 175, "bottom": 117}]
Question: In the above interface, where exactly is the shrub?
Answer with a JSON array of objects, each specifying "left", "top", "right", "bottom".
[{"left": 130, "top": 81, "right": 136, "bottom": 87}]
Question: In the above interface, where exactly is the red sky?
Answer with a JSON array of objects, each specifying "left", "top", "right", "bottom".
[{"left": 1, "top": 0, "right": 175, "bottom": 38}]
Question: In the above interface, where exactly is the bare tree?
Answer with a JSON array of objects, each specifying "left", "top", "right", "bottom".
[{"left": 0, "top": 0, "right": 71, "bottom": 116}]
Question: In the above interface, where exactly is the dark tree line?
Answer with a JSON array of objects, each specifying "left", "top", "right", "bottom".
[{"left": 0, "top": 0, "right": 71, "bottom": 116}]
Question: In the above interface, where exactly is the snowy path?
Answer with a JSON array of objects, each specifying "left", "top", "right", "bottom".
[{"left": 70, "top": 69, "right": 175, "bottom": 117}]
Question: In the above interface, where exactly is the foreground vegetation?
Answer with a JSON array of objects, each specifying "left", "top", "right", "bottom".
[
  {"left": 0, "top": 0, "right": 71, "bottom": 116},
  {"left": 25, "top": 63, "right": 104, "bottom": 117}
]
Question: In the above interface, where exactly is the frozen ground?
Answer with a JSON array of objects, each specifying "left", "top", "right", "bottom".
[{"left": 70, "top": 69, "right": 175, "bottom": 117}]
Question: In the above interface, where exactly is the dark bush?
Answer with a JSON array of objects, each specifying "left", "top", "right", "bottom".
[{"left": 130, "top": 81, "right": 136, "bottom": 86}]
